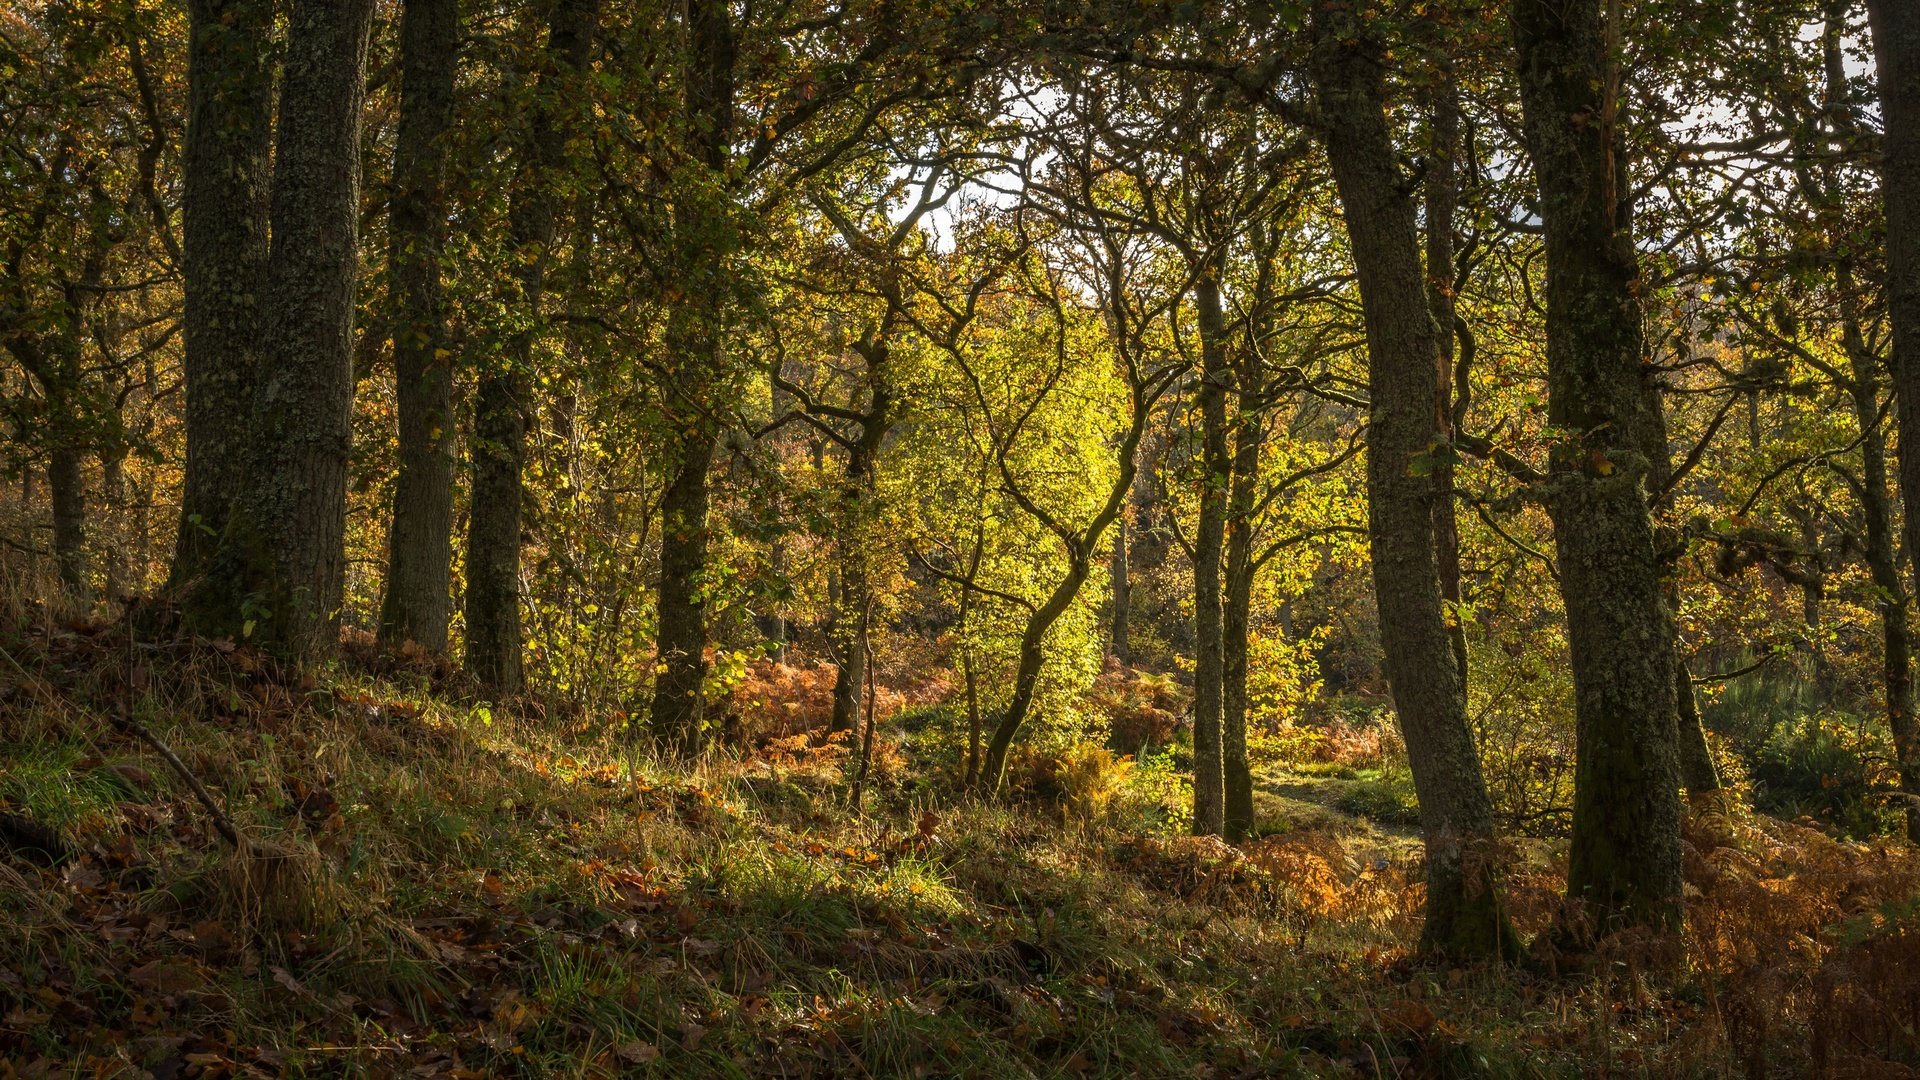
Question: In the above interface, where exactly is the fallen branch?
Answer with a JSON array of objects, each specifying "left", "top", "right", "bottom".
[{"left": 111, "top": 710, "right": 244, "bottom": 851}]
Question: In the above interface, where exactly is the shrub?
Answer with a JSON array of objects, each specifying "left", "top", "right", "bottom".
[
  {"left": 1008, "top": 742, "right": 1135, "bottom": 825},
  {"left": 1116, "top": 746, "right": 1192, "bottom": 834},
  {"left": 1748, "top": 708, "right": 1898, "bottom": 838},
  {"left": 1089, "top": 661, "right": 1188, "bottom": 752}
]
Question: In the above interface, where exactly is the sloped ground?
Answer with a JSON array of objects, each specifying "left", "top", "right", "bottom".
[{"left": 4, "top": 613, "right": 1920, "bottom": 1078}]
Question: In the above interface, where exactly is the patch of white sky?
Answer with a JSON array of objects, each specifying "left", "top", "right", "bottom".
[
  {"left": 864, "top": 20, "right": 1882, "bottom": 307},
  {"left": 877, "top": 77, "right": 1061, "bottom": 254},
  {"left": 1643, "top": 18, "right": 1878, "bottom": 258}
]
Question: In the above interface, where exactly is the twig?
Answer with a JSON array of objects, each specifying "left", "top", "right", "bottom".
[{"left": 112, "top": 710, "right": 245, "bottom": 851}]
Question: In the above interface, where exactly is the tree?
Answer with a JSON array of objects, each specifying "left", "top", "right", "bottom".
[
  {"left": 170, "top": 0, "right": 271, "bottom": 589},
  {"left": 1869, "top": 0, "right": 1920, "bottom": 842},
  {"left": 465, "top": 0, "right": 598, "bottom": 695},
  {"left": 646, "top": 0, "right": 736, "bottom": 753},
  {"left": 184, "top": 0, "right": 377, "bottom": 656},
  {"left": 1511, "top": 0, "right": 1683, "bottom": 934},
  {"left": 940, "top": 252, "right": 1183, "bottom": 792},
  {"left": 1190, "top": 257, "right": 1231, "bottom": 835},
  {"left": 378, "top": 0, "right": 460, "bottom": 653},
  {"left": 1, "top": 5, "right": 182, "bottom": 601},
  {"left": 774, "top": 160, "right": 963, "bottom": 734},
  {"left": 1311, "top": 0, "right": 1518, "bottom": 960}
]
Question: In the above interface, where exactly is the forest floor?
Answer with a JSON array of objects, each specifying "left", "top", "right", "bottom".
[{"left": 4, "top": 614, "right": 1920, "bottom": 1078}]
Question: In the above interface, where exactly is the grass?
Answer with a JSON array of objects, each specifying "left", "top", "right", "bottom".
[{"left": 4, "top": 615, "right": 1920, "bottom": 1076}]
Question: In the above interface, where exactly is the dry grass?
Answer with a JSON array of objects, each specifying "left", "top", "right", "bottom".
[{"left": 2, "top": 608, "right": 1919, "bottom": 1076}]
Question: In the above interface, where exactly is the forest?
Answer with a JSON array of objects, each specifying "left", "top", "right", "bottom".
[{"left": 4, "top": 0, "right": 1920, "bottom": 1074}]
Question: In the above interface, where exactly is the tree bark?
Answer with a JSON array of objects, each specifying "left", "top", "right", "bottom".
[
  {"left": 1511, "top": 0, "right": 1683, "bottom": 934},
  {"left": 465, "top": 0, "right": 597, "bottom": 695},
  {"left": 651, "top": 419, "right": 717, "bottom": 752},
  {"left": 648, "top": 0, "right": 736, "bottom": 753},
  {"left": 829, "top": 347, "right": 893, "bottom": 735},
  {"left": 1110, "top": 510, "right": 1131, "bottom": 661},
  {"left": 48, "top": 443, "right": 86, "bottom": 596},
  {"left": 101, "top": 446, "right": 129, "bottom": 599},
  {"left": 1843, "top": 307, "right": 1920, "bottom": 842},
  {"left": 1866, "top": 0, "right": 1920, "bottom": 843},
  {"left": 185, "top": 0, "right": 376, "bottom": 657},
  {"left": 1222, "top": 405, "right": 1261, "bottom": 841},
  {"left": 379, "top": 0, "right": 460, "bottom": 654},
  {"left": 1424, "top": 71, "right": 1470, "bottom": 689},
  {"left": 1637, "top": 348, "right": 1719, "bottom": 797},
  {"left": 1190, "top": 267, "right": 1230, "bottom": 837},
  {"left": 1312, "top": 0, "right": 1518, "bottom": 960},
  {"left": 171, "top": 0, "right": 273, "bottom": 589}
]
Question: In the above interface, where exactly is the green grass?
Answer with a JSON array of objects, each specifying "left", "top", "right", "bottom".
[
  {"left": 1332, "top": 768, "right": 1422, "bottom": 827},
  {"left": 3, "top": 621, "right": 1913, "bottom": 1076}
]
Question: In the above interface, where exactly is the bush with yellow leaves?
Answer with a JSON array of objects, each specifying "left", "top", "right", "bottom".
[{"left": 1008, "top": 742, "right": 1135, "bottom": 825}]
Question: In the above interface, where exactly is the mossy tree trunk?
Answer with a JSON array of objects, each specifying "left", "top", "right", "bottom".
[
  {"left": 1312, "top": 0, "right": 1519, "bottom": 961},
  {"left": 1190, "top": 266, "right": 1230, "bottom": 838},
  {"left": 1511, "top": 0, "right": 1683, "bottom": 935},
  {"left": 1423, "top": 70, "right": 1469, "bottom": 690},
  {"left": 170, "top": 0, "right": 273, "bottom": 589},
  {"left": 465, "top": 0, "right": 598, "bottom": 696},
  {"left": 378, "top": 0, "right": 459, "bottom": 654},
  {"left": 1866, "top": 0, "right": 1920, "bottom": 842},
  {"left": 1109, "top": 510, "right": 1131, "bottom": 662},
  {"left": 1636, "top": 357, "right": 1719, "bottom": 798},
  {"left": 1844, "top": 330, "right": 1920, "bottom": 842},
  {"left": 648, "top": 0, "right": 736, "bottom": 754},
  {"left": 828, "top": 339, "right": 894, "bottom": 735},
  {"left": 185, "top": 0, "right": 376, "bottom": 657},
  {"left": 1221, "top": 399, "right": 1261, "bottom": 842}
]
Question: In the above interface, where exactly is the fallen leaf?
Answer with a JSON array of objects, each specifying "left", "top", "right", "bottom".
[
  {"left": 128, "top": 959, "right": 207, "bottom": 996},
  {"left": 681, "top": 1021, "right": 708, "bottom": 1051},
  {"left": 109, "top": 763, "right": 155, "bottom": 789},
  {"left": 1382, "top": 997, "right": 1437, "bottom": 1037},
  {"left": 616, "top": 1040, "right": 660, "bottom": 1063}
]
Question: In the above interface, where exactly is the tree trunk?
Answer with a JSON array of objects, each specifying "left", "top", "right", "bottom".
[
  {"left": 1190, "top": 267, "right": 1230, "bottom": 837},
  {"left": 2, "top": 336, "right": 91, "bottom": 601},
  {"left": 830, "top": 350, "right": 892, "bottom": 734},
  {"left": 648, "top": 0, "right": 736, "bottom": 753},
  {"left": 758, "top": 539, "right": 789, "bottom": 663},
  {"left": 1222, "top": 409, "right": 1261, "bottom": 841},
  {"left": 1312, "top": 0, "right": 1518, "bottom": 960},
  {"left": 465, "top": 0, "right": 597, "bottom": 695},
  {"left": 101, "top": 447, "right": 128, "bottom": 599},
  {"left": 48, "top": 443, "right": 86, "bottom": 597},
  {"left": 978, "top": 409, "right": 1152, "bottom": 792},
  {"left": 963, "top": 649, "right": 982, "bottom": 788},
  {"left": 1512, "top": 0, "right": 1683, "bottom": 934},
  {"left": 185, "top": 0, "right": 375, "bottom": 657},
  {"left": 1110, "top": 510, "right": 1130, "bottom": 661},
  {"left": 981, "top": 559, "right": 1092, "bottom": 790},
  {"left": 171, "top": 0, "right": 273, "bottom": 588},
  {"left": 1673, "top": 662, "right": 1720, "bottom": 794},
  {"left": 466, "top": 371, "right": 527, "bottom": 692},
  {"left": 830, "top": 517, "right": 872, "bottom": 735},
  {"left": 379, "top": 0, "right": 459, "bottom": 654},
  {"left": 1425, "top": 71, "right": 1470, "bottom": 689},
  {"left": 1844, "top": 317, "right": 1920, "bottom": 842},
  {"left": 1637, "top": 335, "right": 1719, "bottom": 797},
  {"left": 651, "top": 428, "right": 717, "bottom": 752},
  {"left": 1866, "top": 0, "right": 1920, "bottom": 843}
]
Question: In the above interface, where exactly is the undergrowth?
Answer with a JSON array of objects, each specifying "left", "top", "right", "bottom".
[{"left": 2, "top": 611, "right": 1919, "bottom": 1077}]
